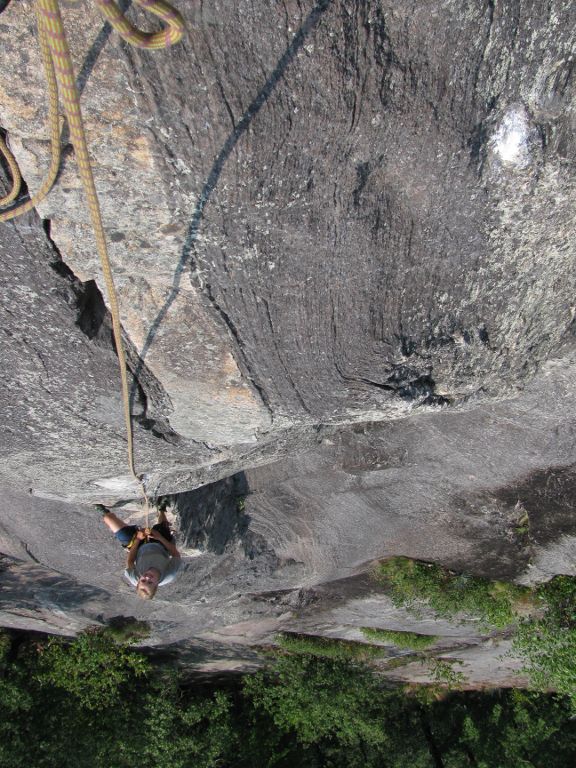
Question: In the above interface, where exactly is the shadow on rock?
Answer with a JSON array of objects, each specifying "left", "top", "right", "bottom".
[
  {"left": 174, "top": 472, "right": 250, "bottom": 555},
  {"left": 0, "top": 558, "right": 112, "bottom": 615},
  {"left": 494, "top": 463, "right": 576, "bottom": 547},
  {"left": 446, "top": 463, "right": 576, "bottom": 582}
]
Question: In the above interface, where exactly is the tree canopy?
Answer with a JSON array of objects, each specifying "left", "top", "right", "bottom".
[{"left": 1, "top": 627, "right": 575, "bottom": 768}]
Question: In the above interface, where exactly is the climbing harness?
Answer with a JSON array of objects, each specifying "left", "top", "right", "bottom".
[{"left": 0, "top": 0, "right": 184, "bottom": 520}]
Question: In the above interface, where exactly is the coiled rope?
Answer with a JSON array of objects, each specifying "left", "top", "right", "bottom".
[{"left": 0, "top": 0, "right": 184, "bottom": 516}]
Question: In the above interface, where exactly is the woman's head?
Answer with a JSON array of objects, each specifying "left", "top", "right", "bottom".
[{"left": 136, "top": 568, "right": 160, "bottom": 599}]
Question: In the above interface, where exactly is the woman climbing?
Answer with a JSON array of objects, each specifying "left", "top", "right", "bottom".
[{"left": 97, "top": 502, "right": 181, "bottom": 599}]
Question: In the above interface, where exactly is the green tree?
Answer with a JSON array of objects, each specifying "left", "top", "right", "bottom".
[
  {"left": 513, "top": 576, "right": 576, "bottom": 711},
  {"left": 0, "top": 629, "right": 235, "bottom": 768},
  {"left": 424, "top": 689, "right": 576, "bottom": 768},
  {"left": 35, "top": 629, "right": 149, "bottom": 710},
  {"left": 1, "top": 627, "right": 576, "bottom": 768},
  {"left": 244, "top": 654, "right": 388, "bottom": 749}
]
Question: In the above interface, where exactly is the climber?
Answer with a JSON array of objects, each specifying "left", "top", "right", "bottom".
[{"left": 97, "top": 502, "right": 181, "bottom": 599}]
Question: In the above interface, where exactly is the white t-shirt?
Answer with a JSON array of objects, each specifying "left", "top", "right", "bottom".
[{"left": 124, "top": 542, "right": 181, "bottom": 587}]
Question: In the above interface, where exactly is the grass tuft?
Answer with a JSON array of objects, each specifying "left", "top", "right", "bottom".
[
  {"left": 361, "top": 627, "right": 438, "bottom": 650},
  {"left": 275, "top": 633, "right": 386, "bottom": 661}
]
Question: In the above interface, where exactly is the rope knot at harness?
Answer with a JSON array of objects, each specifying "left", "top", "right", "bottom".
[{"left": 0, "top": 0, "right": 185, "bottom": 505}]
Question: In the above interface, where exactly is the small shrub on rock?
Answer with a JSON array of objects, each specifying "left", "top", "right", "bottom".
[{"left": 374, "top": 556, "right": 531, "bottom": 628}]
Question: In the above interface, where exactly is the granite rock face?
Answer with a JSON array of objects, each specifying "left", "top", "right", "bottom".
[{"left": 1, "top": 0, "right": 576, "bottom": 683}]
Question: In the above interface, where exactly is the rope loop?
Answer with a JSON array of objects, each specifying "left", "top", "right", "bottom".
[
  {"left": 95, "top": 0, "right": 184, "bottom": 49},
  {"left": 0, "top": 134, "right": 22, "bottom": 207}
]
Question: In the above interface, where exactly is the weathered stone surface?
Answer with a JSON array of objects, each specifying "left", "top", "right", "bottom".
[
  {"left": 0, "top": 0, "right": 576, "bottom": 685},
  {"left": 1, "top": 0, "right": 271, "bottom": 446},
  {"left": 126, "top": 0, "right": 576, "bottom": 418},
  {"left": 3, "top": 0, "right": 575, "bottom": 447}
]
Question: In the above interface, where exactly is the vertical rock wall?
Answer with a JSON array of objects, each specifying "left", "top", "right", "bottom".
[{"left": 1, "top": 0, "right": 574, "bottom": 469}]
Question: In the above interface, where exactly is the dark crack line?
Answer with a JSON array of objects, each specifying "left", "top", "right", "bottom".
[
  {"left": 76, "top": 0, "right": 133, "bottom": 97},
  {"left": 329, "top": 293, "right": 362, "bottom": 386},
  {"left": 23, "top": 544, "right": 41, "bottom": 565},
  {"left": 203, "top": 282, "right": 275, "bottom": 419},
  {"left": 360, "top": 376, "right": 394, "bottom": 392},
  {"left": 260, "top": 295, "right": 310, "bottom": 415},
  {"left": 201, "top": 26, "right": 237, "bottom": 132}
]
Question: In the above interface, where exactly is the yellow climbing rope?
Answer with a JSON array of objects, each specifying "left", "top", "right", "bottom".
[
  {"left": 0, "top": 134, "right": 22, "bottom": 207},
  {"left": 0, "top": 3, "right": 61, "bottom": 218},
  {"left": 0, "top": 0, "right": 184, "bottom": 508}
]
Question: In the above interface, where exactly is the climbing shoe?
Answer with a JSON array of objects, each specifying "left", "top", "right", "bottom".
[{"left": 94, "top": 504, "right": 109, "bottom": 516}]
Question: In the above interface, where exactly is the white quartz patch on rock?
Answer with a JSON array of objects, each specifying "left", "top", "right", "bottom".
[{"left": 491, "top": 106, "right": 532, "bottom": 167}]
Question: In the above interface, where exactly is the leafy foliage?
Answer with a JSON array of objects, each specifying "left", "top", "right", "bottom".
[
  {"left": 537, "top": 575, "right": 576, "bottom": 626},
  {"left": 103, "top": 616, "right": 151, "bottom": 643},
  {"left": 275, "top": 632, "right": 385, "bottom": 660},
  {"left": 133, "top": 677, "right": 234, "bottom": 768},
  {"left": 414, "top": 688, "right": 576, "bottom": 768},
  {"left": 374, "top": 556, "right": 531, "bottom": 628},
  {"left": 244, "top": 653, "right": 389, "bottom": 748},
  {"left": 0, "top": 629, "right": 234, "bottom": 768},
  {"left": 427, "top": 658, "right": 466, "bottom": 689},
  {"left": 373, "top": 558, "right": 576, "bottom": 708},
  {"left": 1, "top": 624, "right": 576, "bottom": 767},
  {"left": 35, "top": 629, "right": 149, "bottom": 709},
  {"left": 513, "top": 575, "right": 576, "bottom": 711}
]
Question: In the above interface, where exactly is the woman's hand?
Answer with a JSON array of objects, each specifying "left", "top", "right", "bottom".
[{"left": 148, "top": 529, "right": 180, "bottom": 557}]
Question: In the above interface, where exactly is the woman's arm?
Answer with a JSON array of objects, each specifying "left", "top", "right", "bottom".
[{"left": 126, "top": 531, "right": 145, "bottom": 568}]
